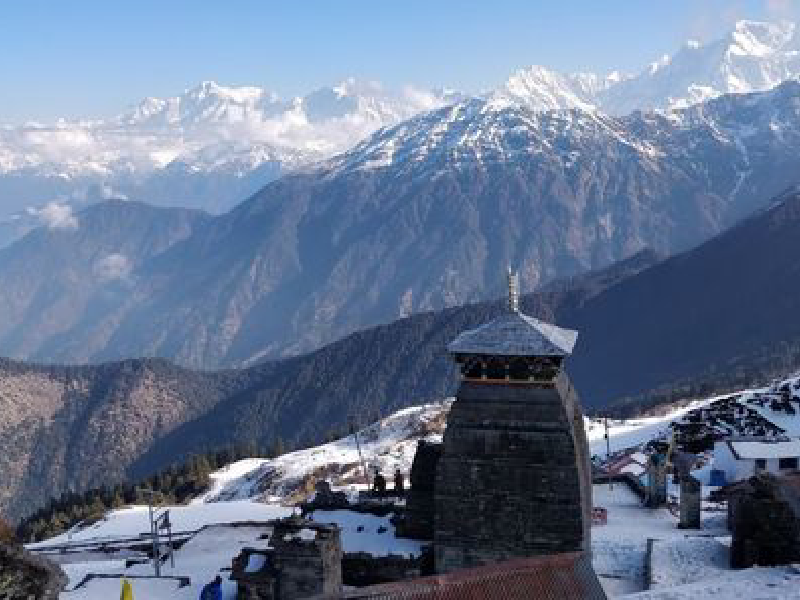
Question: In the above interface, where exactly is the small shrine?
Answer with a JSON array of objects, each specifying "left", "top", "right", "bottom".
[{"left": 230, "top": 518, "right": 342, "bottom": 600}]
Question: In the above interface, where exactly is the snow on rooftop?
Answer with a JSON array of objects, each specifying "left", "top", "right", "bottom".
[
  {"left": 58, "top": 525, "right": 272, "bottom": 599},
  {"left": 620, "top": 463, "right": 646, "bottom": 476},
  {"left": 447, "top": 311, "right": 578, "bottom": 357},
  {"left": 727, "top": 437, "right": 800, "bottom": 459},
  {"left": 30, "top": 501, "right": 291, "bottom": 549},
  {"left": 308, "top": 509, "right": 425, "bottom": 558}
]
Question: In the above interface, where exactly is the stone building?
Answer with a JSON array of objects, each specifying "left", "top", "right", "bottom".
[
  {"left": 713, "top": 436, "right": 800, "bottom": 485},
  {"left": 678, "top": 475, "right": 701, "bottom": 529},
  {"left": 644, "top": 452, "right": 668, "bottom": 508},
  {"left": 433, "top": 271, "right": 592, "bottom": 573},
  {"left": 716, "top": 472, "right": 800, "bottom": 568},
  {"left": 395, "top": 440, "right": 442, "bottom": 541},
  {"left": 231, "top": 518, "right": 342, "bottom": 600}
]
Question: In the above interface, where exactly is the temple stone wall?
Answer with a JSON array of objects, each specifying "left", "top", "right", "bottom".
[
  {"left": 395, "top": 440, "right": 442, "bottom": 540},
  {"left": 728, "top": 475, "right": 800, "bottom": 568},
  {"left": 433, "top": 373, "right": 591, "bottom": 573},
  {"left": 679, "top": 476, "right": 702, "bottom": 529}
]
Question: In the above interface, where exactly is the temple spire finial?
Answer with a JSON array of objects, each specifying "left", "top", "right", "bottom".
[{"left": 507, "top": 266, "right": 519, "bottom": 313}]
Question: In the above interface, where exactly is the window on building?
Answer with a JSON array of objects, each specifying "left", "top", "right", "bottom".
[
  {"left": 779, "top": 457, "right": 798, "bottom": 470},
  {"left": 485, "top": 359, "right": 507, "bottom": 380},
  {"left": 508, "top": 358, "right": 530, "bottom": 381},
  {"left": 461, "top": 358, "right": 483, "bottom": 380},
  {"left": 754, "top": 459, "right": 767, "bottom": 472}
]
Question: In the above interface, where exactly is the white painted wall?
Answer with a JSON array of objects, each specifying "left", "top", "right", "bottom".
[{"left": 713, "top": 440, "right": 800, "bottom": 484}]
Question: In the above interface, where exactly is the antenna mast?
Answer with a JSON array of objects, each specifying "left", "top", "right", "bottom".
[{"left": 507, "top": 267, "right": 519, "bottom": 313}]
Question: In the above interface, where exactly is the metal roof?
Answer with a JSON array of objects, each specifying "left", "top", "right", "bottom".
[
  {"left": 340, "top": 552, "right": 606, "bottom": 600},
  {"left": 447, "top": 311, "right": 578, "bottom": 357},
  {"left": 727, "top": 438, "right": 800, "bottom": 460}
]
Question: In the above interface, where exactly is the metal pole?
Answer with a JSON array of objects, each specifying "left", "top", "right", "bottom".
[
  {"left": 168, "top": 521, "right": 174, "bottom": 568},
  {"left": 350, "top": 416, "right": 370, "bottom": 489},
  {"left": 354, "top": 428, "right": 369, "bottom": 487},
  {"left": 144, "top": 490, "right": 161, "bottom": 577},
  {"left": 604, "top": 415, "right": 613, "bottom": 491}
]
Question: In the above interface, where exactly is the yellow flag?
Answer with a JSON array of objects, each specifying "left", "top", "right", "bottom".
[{"left": 120, "top": 579, "right": 134, "bottom": 600}]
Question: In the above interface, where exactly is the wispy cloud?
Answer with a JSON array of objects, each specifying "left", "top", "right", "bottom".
[
  {"left": 26, "top": 201, "right": 78, "bottom": 229},
  {"left": 0, "top": 81, "right": 457, "bottom": 178}
]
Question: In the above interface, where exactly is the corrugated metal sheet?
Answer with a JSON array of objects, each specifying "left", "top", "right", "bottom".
[
  {"left": 447, "top": 312, "right": 578, "bottom": 357},
  {"left": 340, "top": 552, "right": 606, "bottom": 599},
  {"left": 728, "top": 438, "right": 800, "bottom": 460}
]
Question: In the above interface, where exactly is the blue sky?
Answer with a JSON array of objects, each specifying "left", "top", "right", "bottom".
[{"left": 0, "top": 0, "right": 795, "bottom": 123}]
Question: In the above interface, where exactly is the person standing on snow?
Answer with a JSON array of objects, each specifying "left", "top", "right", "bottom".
[
  {"left": 200, "top": 575, "right": 223, "bottom": 600},
  {"left": 394, "top": 468, "right": 405, "bottom": 495},
  {"left": 372, "top": 469, "right": 387, "bottom": 494}
]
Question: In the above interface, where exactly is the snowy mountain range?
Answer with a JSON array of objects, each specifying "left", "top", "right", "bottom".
[
  {"left": 0, "top": 19, "right": 798, "bottom": 224},
  {"left": 2, "top": 80, "right": 800, "bottom": 368},
  {"left": 0, "top": 79, "right": 459, "bottom": 219},
  {"left": 496, "top": 20, "right": 800, "bottom": 114}
]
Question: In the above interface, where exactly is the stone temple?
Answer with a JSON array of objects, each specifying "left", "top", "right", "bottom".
[{"left": 433, "top": 271, "right": 593, "bottom": 573}]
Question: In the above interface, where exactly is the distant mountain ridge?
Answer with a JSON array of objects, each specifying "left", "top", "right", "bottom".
[
  {"left": 0, "top": 248, "right": 657, "bottom": 522},
  {"left": 5, "top": 186, "right": 800, "bottom": 523},
  {"left": 1, "top": 81, "right": 799, "bottom": 366},
  {"left": 0, "top": 79, "right": 460, "bottom": 219},
  {"left": 497, "top": 20, "right": 800, "bottom": 114},
  {"left": 1, "top": 19, "right": 798, "bottom": 225}
]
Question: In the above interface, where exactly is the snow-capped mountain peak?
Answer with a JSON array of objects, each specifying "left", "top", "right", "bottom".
[
  {"left": 490, "top": 19, "right": 800, "bottom": 116},
  {"left": 730, "top": 19, "right": 795, "bottom": 57},
  {"left": 493, "top": 65, "right": 603, "bottom": 112},
  {"left": 2, "top": 19, "right": 800, "bottom": 220},
  {"left": 0, "top": 77, "right": 462, "bottom": 217}
]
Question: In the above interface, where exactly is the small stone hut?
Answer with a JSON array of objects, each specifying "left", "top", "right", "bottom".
[
  {"left": 716, "top": 472, "right": 800, "bottom": 568},
  {"left": 231, "top": 518, "right": 342, "bottom": 600}
]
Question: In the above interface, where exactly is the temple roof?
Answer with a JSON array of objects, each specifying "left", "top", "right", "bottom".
[
  {"left": 447, "top": 311, "right": 578, "bottom": 357},
  {"left": 343, "top": 552, "right": 606, "bottom": 599}
]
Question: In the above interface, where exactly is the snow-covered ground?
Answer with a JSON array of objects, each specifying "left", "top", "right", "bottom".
[
  {"left": 60, "top": 525, "right": 271, "bottom": 600},
  {"left": 199, "top": 400, "right": 451, "bottom": 504},
  {"left": 27, "top": 373, "right": 800, "bottom": 598},
  {"left": 585, "top": 397, "right": 719, "bottom": 456},
  {"left": 625, "top": 565, "right": 800, "bottom": 599},
  {"left": 592, "top": 483, "right": 726, "bottom": 596},
  {"left": 31, "top": 501, "right": 292, "bottom": 548}
]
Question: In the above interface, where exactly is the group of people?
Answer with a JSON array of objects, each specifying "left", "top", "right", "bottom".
[{"left": 371, "top": 467, "right": 405, "bottom": 495}]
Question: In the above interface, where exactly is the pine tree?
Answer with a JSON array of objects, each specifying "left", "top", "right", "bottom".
[{"left": 0, "top": 516, "right": 17, "bottom": 544}]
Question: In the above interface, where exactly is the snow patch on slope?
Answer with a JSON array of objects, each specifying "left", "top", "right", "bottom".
[{"left": 199, "top": 400, "right": 452, "bottom": 504}]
